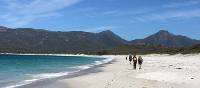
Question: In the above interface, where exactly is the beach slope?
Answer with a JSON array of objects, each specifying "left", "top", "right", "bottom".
[{"left": 57, "top": 54, "right": 200, "bottom": 88}]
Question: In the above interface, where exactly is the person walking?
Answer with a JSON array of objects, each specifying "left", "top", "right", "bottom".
[
  {"left": 138, "top": 56, "right": 143, "bottom": 69},
  {"left": 133, "top": 55, "right": 137, "bottom": 69},
  {"left": 128, "top": 54, "right": 132, "bottom": 65}
]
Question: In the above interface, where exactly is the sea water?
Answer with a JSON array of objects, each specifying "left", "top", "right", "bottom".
[{"left": 0, "top": 54, "right": 111, "bottom": 88}]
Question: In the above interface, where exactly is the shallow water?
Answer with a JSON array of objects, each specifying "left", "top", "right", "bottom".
[{"left": 0, "top": 55, "right": 108, "bottom": 88}]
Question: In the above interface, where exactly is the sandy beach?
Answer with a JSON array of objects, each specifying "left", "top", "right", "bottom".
[
  {"left": 19, "top": 54, "right": 200, "bottom": 88},
  {"left": 51, "top": 54, "right": 200, "bottom": 88}
]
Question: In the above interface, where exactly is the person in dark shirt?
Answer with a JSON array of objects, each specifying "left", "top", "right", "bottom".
[
  {"left": 128, "top": 54, "right": 132, "bottom": 65},
  {"left": 133, "top": 55, "right": 137, "bottom": 69}
]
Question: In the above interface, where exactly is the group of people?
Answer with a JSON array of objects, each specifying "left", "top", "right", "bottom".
[{"left": 126, "top": 54, "right": 143, "bottom": 70}]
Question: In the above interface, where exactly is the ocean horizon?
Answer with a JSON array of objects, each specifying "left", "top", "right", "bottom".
[{"left": 0, "top": 54, "right": 112, "bottom": 88}]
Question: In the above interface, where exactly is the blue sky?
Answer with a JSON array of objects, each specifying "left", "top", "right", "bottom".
[{"left": 0, "top": 0, "right": 200, "bottom": 40}]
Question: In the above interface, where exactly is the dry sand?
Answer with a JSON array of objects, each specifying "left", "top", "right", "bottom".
[{"left": 57, "top": 54, "right": 200, "bottom": 88}]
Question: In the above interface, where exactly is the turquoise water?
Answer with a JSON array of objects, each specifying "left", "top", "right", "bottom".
[{"left": 0, "top": 55, "right": 110, "bottom": 88}]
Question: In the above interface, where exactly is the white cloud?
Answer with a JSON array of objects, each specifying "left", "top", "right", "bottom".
[
  {"left": 93, "top": 10, "right": 120, "bottom": 17},
  {"left": 82, "top": 1, "right": 200, "bottom": 20},
  {"left": 85, "top": 26, "right": 117, "bottom": 33},
  {"left": 163, "top": 0, "right": 200, "bottom": 8},
  {"left": 130, "top": 0, "right": 200, "bottom": 22},
  {"left": 21, "top": 0, "right": 80, "bottom": 14},
  {"left": 132, "top": 9, "right": 200, "bottom": 22},
  {"left": 3, "top": 13, "right": 60, "bottom": 27},
  {"left": 0, "top": 0, "right": 81, "bottom": 27},
  {"left": 102, "top": 10, "right": 119, "bottom": 15}
]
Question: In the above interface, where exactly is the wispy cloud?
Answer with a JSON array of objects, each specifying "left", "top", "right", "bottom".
[
  {"left": 85, "top": 26, "right": 117, "bottom": 32},
  {"left": 102, "top": 10, "right": 119, "bottom": 15},
  {"left": 133, "top": 9, "right": 200, "bottom": 22},
  {"left": 82, "top": 1, "right": 200, "bottom": 20},
  {"left": 131, "top": 0, "right": 200, "bottom": 22},
  {"left": 60, "top": 25, "right": 117, "bottom": 32},
  {"left": 0, "top": 0, "right": 81, "bottom": 27},
  {"left": 88, "top": 10, "right": 121, "bottom": 17},
  {"left": 163, "top": 0, "right": 200, "bottom": 8}
]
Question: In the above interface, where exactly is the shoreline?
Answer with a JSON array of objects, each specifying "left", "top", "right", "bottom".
[
  {"left": 14, "top": 55, "right": 115, "bottom": 88},
  {"left": 5, "top": 54, "right": 200, "bottom": 88},
  {"left": 0, "top": 53, "right": 97, "bottom": 57},
  {"left": 47, "top": 54, "right": 200, "bottom": 88},
  {"left": 18, "top": 60, "right": 115, "bottom": 88}
]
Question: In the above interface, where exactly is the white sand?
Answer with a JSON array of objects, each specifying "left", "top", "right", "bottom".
[{"left": 58, "top": 54, "right": 200, "bottom": 88}]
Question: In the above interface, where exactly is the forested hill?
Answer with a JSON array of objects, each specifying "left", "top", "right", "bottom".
[
  {"left": 0, "top": 26, "right": 199, "bottom": 54},
  {"left": 0, "top": 26, "right": 126, "bottom": 53}
]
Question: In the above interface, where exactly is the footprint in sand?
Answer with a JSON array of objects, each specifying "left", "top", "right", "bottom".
[{"left": 105, "top": 81, "right": 112, "bottom": 88}]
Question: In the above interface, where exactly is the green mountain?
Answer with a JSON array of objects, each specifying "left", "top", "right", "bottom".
[
  {"left": 0, "top": 27, "right": 127, "bottom": 53},
  {"left": 131, "top": 30, "right": 200, "bottom": 47},
  {"left": 0, "top": 26, "right": 199, "bottom": 54}
]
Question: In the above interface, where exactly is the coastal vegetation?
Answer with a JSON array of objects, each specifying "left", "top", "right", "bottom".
[{"left": 95, "top": 44, "right": 200, "bottom": 55}]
